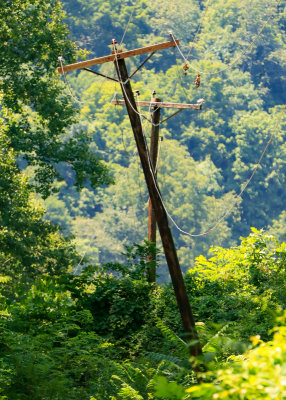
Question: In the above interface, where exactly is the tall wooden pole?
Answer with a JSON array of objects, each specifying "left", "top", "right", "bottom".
[
  {"left": 147, "top": 98, "right": 161, "bottom": 283},
  {"left": 114, "top": 55, "right": 202, "bottom": 357}
]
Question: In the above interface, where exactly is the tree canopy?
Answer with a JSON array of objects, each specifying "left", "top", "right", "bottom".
[{"left": 0, "top": 0, "right": 112, "bottom": 197}]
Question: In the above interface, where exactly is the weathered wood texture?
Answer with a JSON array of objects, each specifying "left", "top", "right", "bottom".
[
  {"left": 147, "top": 99, "right": 161, "bottom": 284},
  {"left": 57, "top": 40, "right": 179, "bottom": 74}
]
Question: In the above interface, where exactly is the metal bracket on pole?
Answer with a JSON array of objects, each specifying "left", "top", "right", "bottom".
[
  {"left": 128, "top": 51, "right": 156, "bottom": 79},
  {"left": 83, "top": 68, "right": 119, "bottom": 83}
]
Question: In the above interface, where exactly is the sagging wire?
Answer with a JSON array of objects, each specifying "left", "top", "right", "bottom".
[
  {"left": 58, "top": 56, "right": 84, "bottom": 105},
  {"left": 155, "top": 136, "right": 163, "bottom": 174},
  {"left": 102, "top": 91, "right": 120, "bottom": 115},
  {"left": 156, "top": 126, "right": 276, "bottom": 238},
  {"left": 170, "top": 0, "right": 283, "bottom": 77},
  {"left": 114, "top": 100, "right": 132, "bottom": 157},
  {"left": 114, "top": 37, "right": 284, "bottom": 238},
  {"left": 207, "top": 133, "right": 275, "bottom": 234},
  {"left": 58, "top": 55, "right": 119, "bottom": 114},
  {"left": 135, "top": 89, "right": 150, "bottom": 203},
  {"left": 143, "top": 92, "right": 154, "bottom": 131},
  {"left": 185, "top": 0, "right": 212, "bottom": 62},
  {"left": 113, "top": 40, "right": 202, "bottom": 238},
  {"left": 119, "top": 0, "right": 139, "bottom": 46}
]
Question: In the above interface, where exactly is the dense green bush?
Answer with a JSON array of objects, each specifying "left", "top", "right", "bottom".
[
  {"left": 185, "top": 228, "right": 286, "bottom": 342},
  {"left": 188, "top": 321, "right": 286, "bottom": 399},
  {"left": 0, "top": 273, "right": 155, "bottom": 400},
  {"left": 155, "top": 314, "right": 286, "bottom": 400}
]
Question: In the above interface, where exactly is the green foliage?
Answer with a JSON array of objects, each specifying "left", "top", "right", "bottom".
[
  {"left": 188, "top": 318, "right": 286, "bottom": 399},
  {"left": 109, "top": 382, "right": 145, "bottom": 400},
  {"left": 269, "top": 210, "right": 286, "bottom": 242},
  {"left": 150, "top": 316, "right": 286, "bottom": 399},
  {"left": 0, "top": 273, "right": 153, "bottom": 400},
  {"left": 50, "top": 0, "right": 286, "bottom": 261},
  {"left": 155, "top": 376, "right": 186, "bottom": 400},
  {"left": 229, "top": 106, "right": 286, "bottom": 235},
  {"left": 154, "top": 319, "right": 189, "bottom": 358},
  {"left": 2, "top": 1, "right": 286, "bottom": 399},
  {"left": 0, "top": 0, "right": 112, "bottom": 196},
  {"left": 185, "top": 228, "right": 286, "bottom": 341},
  {"left": 61, "top": 0, "right": 150, "bottom": 58},
  {"left": 0, "top": 126, "right": 79, "bottom": 293},
  {"left": 2, "top": 230, "right": 286, "bottom": 399},
  {"left": 69, "top": 247, "right": 156, "bottom": 344}
]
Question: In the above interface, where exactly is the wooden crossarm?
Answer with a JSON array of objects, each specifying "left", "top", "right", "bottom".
[
  {"left": 111, "top": 99, "right": 202, "bottom": 110},
  {"left": 57, "top": 40, "right": 179, "bottom": 74}
]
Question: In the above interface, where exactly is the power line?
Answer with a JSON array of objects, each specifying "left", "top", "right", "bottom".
[
  {"left": 67, "top": 2, "right": 285, "bottom": 247},
  {"left": 170, "top": 0, "right": 283, "bottom": 77},
  {"left": 58, "top": 56, "right": 84, "bottom": 105},
  {"left": 58, "top": 55, "right": 117, "bottom": 109},
  {"left": 155, "top": 111, "right": 282, "bottom": 238},
  {"left": 112, "top": 44, "right": 170, "bottom": 127},
  {"left": 155, "top": 136, "right": 163, "bottom": 174},
  {"left": 114, "top": 101, "right": 132, "bottom": 157},
  {"left": 119, "top": 0, "right": 139, "bottom": 46},
  {"left": 185, "top": 0, "right": 212, "bottom": 62},
  {"left": 127, "top": 74, "right": 282, "bottom": 238},
  {"left": 208, "top": 134, "right": 274, "bottom": 234}
]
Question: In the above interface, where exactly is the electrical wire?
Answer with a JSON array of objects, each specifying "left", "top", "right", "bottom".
[
  {"left": 58, "top": 55, "right": 118, "bottom": 109},
  {"left": 135, "top": 90, "right": 144, "bottom": 130},
  {"left": 112, "top": 44, "right": 167, "bottom": 127},
  {"left": 113, "top": 45, "right": 200, "bottom": 128},
  {"left": 119, "top": 0, "right": 138, "bottom": 46},
  {"left": 61, "top": 0, "right": 138, "bottom": 103},
  {"left": 170, "top": 0, "right": 283, "bottom": 77},
  {"left": 114, "top": 102, "right": 132, "bottom": 157},
  {"left": 115, "top": 45, "right": 283, "bottom": 238},
  {"left": 172, "top": 48, "right": 197, "bottom": 104},
  {"left": 143, "top": 93, "right": 154, "bottom": 131},
  {"left": 113, "top": 42, "right": 206, "bottom": 238},
  {"left": 185, "top": 0, "right": 212, "bottom": 62},
  {"left": 68, "top": 1, "right": 285, "bottom": 252},
  {"left": 208, "top": 134, "right": 274, "bottom": 234},
  {"left": 155, "top": 136, "right": 163, "bottom": 174},
  {"left": 58, "top": 56, "right": 84, "bottom": 105},
  {"left": 155, "top": 127, "right": 276, "bottom": 238}
]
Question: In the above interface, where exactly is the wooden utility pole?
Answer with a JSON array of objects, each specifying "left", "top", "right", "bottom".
[
  {"left": 58, "top": 39, "right": 202, "bottom": 357},
  {"left": 147, "top": 97, "right": 161, "bottom": 283}
]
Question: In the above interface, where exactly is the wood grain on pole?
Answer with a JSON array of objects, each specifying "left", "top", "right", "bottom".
[
  {"left": 57, "top": 40, "right": 179, "bottom": 74},
  {"left": 147, "top": 99, "right": 161, "bottom": 283}
]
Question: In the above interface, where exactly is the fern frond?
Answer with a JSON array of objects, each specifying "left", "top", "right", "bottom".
[
  {"left": 121, "top": 362, "right": 149, "bottom": 384},
  {"left": 145, "top": 351, "right": 188, "bottom": 368},
  {"left": 202, "top": 322, "right": 232, "bottom": 351},
  {"left": 155, "top": 318, "right": 189, "bottom": 356}
]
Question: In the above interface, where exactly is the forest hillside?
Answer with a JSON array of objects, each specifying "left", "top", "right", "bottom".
[
  {"left": 45, "top": 0, "right": 286, "bottom": 276},
  {"left": 1, "top": 0, "right": 286, "bottom": 399}
]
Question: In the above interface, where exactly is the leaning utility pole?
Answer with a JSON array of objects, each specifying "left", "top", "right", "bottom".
[{"left": 58, "top": 39, "right": 202, "bottom": 357}]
